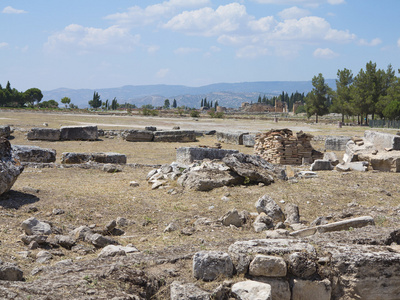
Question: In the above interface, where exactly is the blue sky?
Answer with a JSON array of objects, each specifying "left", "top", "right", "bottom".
[{"left": 1, "top": 0, "right": 399, "bottom": 91}]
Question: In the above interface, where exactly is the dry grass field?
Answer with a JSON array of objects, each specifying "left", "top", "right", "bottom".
[{"left": 0, "top": 110, "right": 399, "bottom": 297}]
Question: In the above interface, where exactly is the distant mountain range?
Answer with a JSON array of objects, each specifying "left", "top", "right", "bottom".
[{"left": 42, "top": 80, "right": 336, "bottom": 109}]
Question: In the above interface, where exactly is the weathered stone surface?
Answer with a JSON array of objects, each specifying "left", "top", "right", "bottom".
[
  {"left": 216, "top": 131, "right": 248, "bottom": 145},
  {"left": 193, "top": 251, "right": 234, "bottom": 281},
  {"left": 220, "top": 209, "right": 242, "bottom": 227},
  {"left": 36, "top": 250, "right": 53, "bottom": 264},
  {"left": 176, "top": 147, "right": 239, "bottom": 164},
  {"left": 21, "top": 217, "right": 52, "bottom": 235},
  {"left": 364, "top": 130, "right": 400, "bottom": 150},
  {"left": 54, "top": 235, "right": 76, "bottom": 250},
  {"left": 231, "top": 280, "right": 272, "bottom": 300},
  {"left": 253, "top": 213, "right": 274, "bottom": 232},
  {"left": 27, "top": 128, "right": 61, "bottom": 141},
  {"left": 290, "top": 216, "right": 375, "bottom": 237},
  {"left": 249, "top": 255, "right": 287, "bottom": 277},
  {"left": 88, "top": 233, "right": 118, "bottom": 248},
  {"left": 0, "top": 262, "right": 24, "bottom": 281},
  {"left": 255, "top": 195, "right": 285, "bottom": 223},
  {"left": 222, "top": 153, "right": 278, "bottom": 185},
  {"left": 60, "top": 125, "right": 98, "bottom": 141},
  {"left": 153, "top": 130, "right": 196, "bottom": 142},
  {"left": 170, "top": 281, "right": 211, "bottom": 300},
  {"left": 310, "top": 159, "right": 333, "bottom": 171},
  {"left": 288, "top": 252, "right": 317, "bottom": 278},
  {"left": 256, "top": 278, "right": 291, "bottom": 300},
  {"left": 20, "top": 234, "right": 48, "bottom": 245},
  {"left": 177, "top": 162, "right": 243, "bottom": 191},
  {"left": 324, "top": 136, "right": 351, "bottom": 151},
  {"left": 61, "top": 152, "right": 126, "bottom": 164},
  {"left": 284, "top": 203, "right": 300, "bottom": 224},
  {"left": 0, "top": 138, "right": 24, "bottom": 195},
  {"left": 323, "top": 152, "right": 339, "bottom": 166},
  {"left": 98, "top": 245, "right": 138, "bottom": 258},
  {"left": 228, "top": 239, "right": 316, "bottom": 257},
  {"left": 265, "top": 229, "right": 290, "bottom": 239},
  {"left": 336, "top": 161, "right": 369, "bottom": 172},
  {"left": 12, "top": 145, "right": 56, "bottom": 163},
  {"left": 0, "top": 125, "right": 11, "bottom": 138},
  {"left": 292, "top": 279, "right": 331, "bottom": 300},
  {"left": 123, "top": 130, "right": 154, "bottom": 142},
  {"left": 243, "top": 134, "right": 256, "bottom": 147}
]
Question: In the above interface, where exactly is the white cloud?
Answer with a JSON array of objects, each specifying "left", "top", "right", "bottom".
[
  {"left": 163, "top": 3, "right": 249, "bottom": 37},
  {"left": 2, "top": 6, "right": 27, "bottom": 14},
  {"left": 313, "top": 47, "right": 339, "bottom": 59},
  {"left": 105, "top": 0, "right": 210, "bottom": 27},
  {"left": 156, "top": 68, "right": 170, "bottom": 78},
  {"left": 147, "top": 45, "right": 160, "bottom": 54},
  {"left": 174, "top": 47, "right": 201, "bottom": 55},
  {"left": 252, "top": 0, "right": 344, "bottom": 5},
  {"left": 358, "top": 38, "right": 382, "bottom": 46},
  {"left": 0, "top": 42, "right": 9, "bottom": 49},
  {"left": 248, "top": 16, "right": 276, "bottom": 32},
  {"left": 44, "top": 24, "right": 140, "bottom": 54},
  {"left": 278, "top": 6, "right": 310, "bottom": 20}
]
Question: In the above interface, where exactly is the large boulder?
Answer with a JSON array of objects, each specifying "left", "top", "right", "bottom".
[
  {"left": 176, "top": 147, "right": 239, "bottom": 164},
  {"left": 0, "top": 138, "right": 23, "bottom": 195},
  {"left": 177, "top": 161, "right": 243, "bottom": 191},
  {"left": 21, "top": 217, "right": 52, "bottom": 235},
  {"left": 27, "top": 128, "right": 60, "bottom": 141},
  {"left": 12, "top": 145, "right": 56, "bottom": 163},
  {"left": 255, "top": 195, "right": 285, "bottom": 224},
  {"left": 60, "top": 125, "right": 98, "bottom": 141}
]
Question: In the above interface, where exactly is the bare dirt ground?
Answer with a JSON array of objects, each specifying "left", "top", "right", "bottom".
[{"left": 0, "top": 110, "right": 399, "bottom": 299}]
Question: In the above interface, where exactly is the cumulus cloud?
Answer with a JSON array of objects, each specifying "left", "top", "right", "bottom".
[
  {"left": 358, "top": 38, "right": 382, "bottom": 46},
  {"left": 163, "top": 3, "right": 249, "bottom": 36},
  {"left": 313, "top": 47, "right": 339, "bottom": 59},
  {"left": 278, "top": 6, "right": 310, "bottom": 19},
  {"left": 2, "top": 6, "right": 27, "bottom": 14},
  {"left": 248, "top": 16, "right": 276, "bottom": 32},
  {"left": 44, "top": 24, "right": 140, "bottom": 54},
  {"left": 156, "top": 68, "right": 170, "bottom": 78},
  {"left": 105, "top": 0, "right": 210, "bottom": 27},
  {"left": 0, "top": 42, "right": 9, "bottom": 49}
]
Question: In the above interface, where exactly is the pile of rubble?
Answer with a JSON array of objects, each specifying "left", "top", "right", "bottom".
[{"left": 254, "top": 129, "right": 322, "bottom": 165}]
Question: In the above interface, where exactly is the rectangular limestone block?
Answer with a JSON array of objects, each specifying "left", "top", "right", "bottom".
[
  {"left": 153, "top": 130, "right": 196, "bottom": 142},
  {"left": 176, "top": 147, "right": 239, "bottom": 164},
  {"left": 364, "top": 130, "right": 400, "bottom": 150},
  {"left": 123, "top": 130, "right": 154, "bottom": 142},
  {"left": 217, "top": 131, "right": 248, "bottom": 145},
  {"left": 12, "top": 145, "right": 56, "bottom": 163},
  {"left": 60, "top": 126, "right": 98, "bottom": 141},
  {"left": 243, "top": 134, "right": 256, "bottom": 147},
  {"left": 27, "top": 128, "right": 61, "bottom": 141}
]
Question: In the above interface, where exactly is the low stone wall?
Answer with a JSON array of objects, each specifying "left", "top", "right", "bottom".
[
  {"left": 176, "top": 147, "right": 239, "bottom": 164},
  {"left": 60, "top": 126, "right": 98, "bottom": 141},
  {"left": 122, "top": 130, "right": 154, "bottom": 142},
  {"left": 153, "top": 130, "right": 196, "bottom": 142}
]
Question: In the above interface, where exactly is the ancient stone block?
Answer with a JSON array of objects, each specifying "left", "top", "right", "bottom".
[
  {"left": 176, "top": 147, "right": 239, "bottom": 164},
  {"left": 193, "top": 251, "right": 234, "bottom": 281},
  {"left": 231, "top": 281, "right": 272, "bottom": 300},
  {"left": 310, "top": 159, "right": 333, "bottom": 171},
  {"left": 0, "top": 125, "right": 11, "bottom": 138},
  {"left": 324, "top": 136, "right": 351, "bottom": 151},
  {"left": 364, "top": 130, "right": 400, "bottom": 150},
  {"left": 27, "top": 128, "right": 61, "bottom": 141},
  {"left": 60, "top": 125, "right": 98, "bottom": 141},
  {"left": 153, "top": 130, "right": 196, "bottom": 142},
  {"left": 292, "top": 279, "right": 331, "bottom": 300},
  {"left": 216, "top": 131, "right": 248, "bottom": 145},
  {"left": 249, "top": 254, "right": 287, "bottom": 277},
  {"left": 61, "top": 152, "right": 126, "bottom": 164},
  {"left": 243, "top": 134, "right": 256, "bottom": 147},
  {"left": 12, "top": 145, "right": 56, "bottom": 163},
  {"left": 123, "top": 130, "right": 154, "bottom": 142},
  {"left": 0, "top": 138, "right": 24, "bottom": 195}
]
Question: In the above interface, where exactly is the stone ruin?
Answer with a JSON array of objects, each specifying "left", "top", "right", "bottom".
[
  {"left": 0, "top": 138, "right": 24, "bottom": 195},
  {"left": 254, "top": 129, "right": 323, "bottom": 165}
]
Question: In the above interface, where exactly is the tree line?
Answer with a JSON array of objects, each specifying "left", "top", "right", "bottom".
[
  {"left": 0, "top": 81, "right": 43, "bottom": 107},
  {"left": 305, "top": 61, "right": 400, "bottom": 124},
  {"left": 257, "top": 92, "right": 305, "bottom": 111}
]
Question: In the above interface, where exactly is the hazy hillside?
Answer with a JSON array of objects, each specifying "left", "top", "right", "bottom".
[{"left": 42, "top": 80, "right": 336, "bottom": 108}]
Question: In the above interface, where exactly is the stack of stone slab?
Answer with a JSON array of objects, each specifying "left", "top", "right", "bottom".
[{"left": 254, "top": 129, "right": 322, "bottom": 165}]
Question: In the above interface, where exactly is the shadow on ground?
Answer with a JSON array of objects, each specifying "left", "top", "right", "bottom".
[{"left": 0, "top": 190, "right": 40, "bottom": 209}]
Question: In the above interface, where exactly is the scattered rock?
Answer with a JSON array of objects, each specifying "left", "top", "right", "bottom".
[
  {"left": 255, "top": 195, "right": 285, "bottom": 223},
  {"left": 231, "top": 280, "right": 272, "bottom": 300},
  {"left": 21, "top": 217, "right": 52, "bottom": 235},
  {"left": 0, "top": 138, "right": 24, "bottom": 195},
  {"left": 220, "top": 209, "right": 242, "bottom": 227},
  {"left": 0, "top": 262, "right": 24, "bottom": 281},
  {"left": 284, "top": 203, "right": 300, "bottom": 224},
  {"left": 193, "top": 251, "right": 234, "bottom": 281}
]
